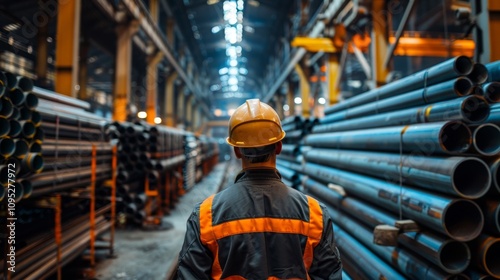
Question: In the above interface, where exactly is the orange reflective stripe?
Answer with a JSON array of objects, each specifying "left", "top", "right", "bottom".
[
  {"left": 199, "top": 195, "right": 223, "bottom": 279},
  {"left": 303, "top": 196, "right": 323, "bottom": 270},
  {"left": 212, "top": 218, "right": 310, "bottom": 239}
]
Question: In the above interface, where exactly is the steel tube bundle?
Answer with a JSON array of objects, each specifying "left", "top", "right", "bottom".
[
  {"left": 479, "top": 200, "right": 500, "bottom": 236},
  {"left": 325, "top": 56, "right": 474, "bottom": 114},
  {"left": 322, "top": 77, "right": 474, "bottom": 124},
  {"left": 305, "top": 121, "right": 472, "bottom": 155},
  {"left": 313, "top": 95, "right": 490, "bottom": 134},
  {"left": 328, "top": 205, "right": 468, "bottom": 278},
  {"left": 488, "top": 158, "right": 500, "bottom": 195},
  {"left": 305, "top": 177, "right": 471, "bottom": 274},
  {"left": 302, "top": 162, "right": 484, "bottom": 241},
  {"left": 303, "top": 148, "right": 491, "bottom": 199}
]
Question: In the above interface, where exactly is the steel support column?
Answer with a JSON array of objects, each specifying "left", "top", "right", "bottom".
[
  {"left": 176, "top": 85, "right": 186, "bottom": 128},
  {"left": 327, "top": 54, "right": 341, "bottom": 106},
  {"left": 472, "top": 0, "right": 500, "bottom": 62},
  {"left": 146, "top": 52, "right": 164, "bottom": 124},
  {"left": 78, "top": 39, "right": 89, "bottom": 100},
  {"left": 295, "top": 64, "right": 311, "bottom": 117},
  {"left": 287, "top": 80, "right": 295, "bottom": 115},
  {"left": 54, "top": 0, "right": 81, "bottom": 97},
  {"left": 36, "top": 17, "right": 49, "bottom": 87},
  {"left": 113, "top": 22, "right": 139, "bottom": 121},
  {"left": 167, "top": 19, "right": 175, "bottom": 48},
  {"left": 371, "top": 0, "right": 390, "bottom": 87},
  {"left": 164, "top": 72, "right": 178, "bottom": 127}
]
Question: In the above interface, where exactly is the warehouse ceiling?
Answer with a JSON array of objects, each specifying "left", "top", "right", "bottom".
[{"left": 169, "top": 0, "right": 297, "bottom": 114}]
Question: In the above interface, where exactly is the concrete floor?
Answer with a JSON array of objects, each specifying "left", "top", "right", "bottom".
[{"left": 92, "top": 159, "right": 240, "bottom": 280}]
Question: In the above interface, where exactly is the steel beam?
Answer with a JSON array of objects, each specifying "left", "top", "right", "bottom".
[
  {"left": 391, "top": 37, "right": 475, "bottom": 57},
  {"left": 54, "top": 0, "right": 81, "bottom": 97},
  {"left": 295, "top": 64, "right": 311, "bottom": 117},
  {"left": 371, "top": 0, "right": 390, "bottom": 87},
  {"left": 327, "top": 54, "right": 341, "bottom": 106},
  {"left": 146, "top": 52, "right": 164, "bottom": 124},
  {"left": 472, "top": 0, "right": 500, "bottom": 63}
]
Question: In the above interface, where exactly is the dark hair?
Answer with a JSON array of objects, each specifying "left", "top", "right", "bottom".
[{"left": 239, "top": 143, "right": 276, "bottom": 163}]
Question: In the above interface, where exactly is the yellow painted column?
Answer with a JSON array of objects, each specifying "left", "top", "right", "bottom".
[
  {"left": 164, "top": 72, "right": 178, "bottom": 127},
  {"left": 146, "top": 52, "right": 164, "bottom": 124},
  {"left": 286, "top": 80, "right": 295, "bottom": 116},
  {"left": 167, "top": 19, "right": 175, "bottom": 47},
  {"left": 294, "top": 64, "right": 310, "bottom": 117},
  {"left": 327, "top": 54, "right": 341, "bottom": 106},
  {"left": 54, "top": 0, "right": 81, "bottom": 97},
  {"left": 371, "top": 0, "right": 390, "bottom": 87},
  {"left": 149, "top": 0, "right": 159, "bottom": 23},
  {"left": 113, "top": 21, "right": 139, "bottom": 121},
  {"left": 78, "top": 40, "right": 89, "bottom": 100}
]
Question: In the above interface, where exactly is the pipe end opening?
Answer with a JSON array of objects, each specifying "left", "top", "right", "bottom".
[
  {"left": 444, "top": 200, "right": 483, "bottom": 241},
  {"left": 453, "top": 159, "right": 491, "bottom": 198}
]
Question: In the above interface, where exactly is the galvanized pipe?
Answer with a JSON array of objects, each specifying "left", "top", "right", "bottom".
[
  {"left": 305, "top": 177, "right": 471, "bottom": 274},
  {"left": 325, "top": 56, "right": 474, "bottom": 114},
  {"left": 303, "top": 148, "right": 491, "bottom": 199},
  {"left": 469, "top": 123, "right": 500, "bottom": 156},
  {"left": 488, "top": 158, "right": 500, "bottom": 194},
  {"left": 20, "top": 153, "right": 44, "bottom": 175},
  {"left": 322, "top": 77, "right": 474, "bottom": 123},
  {"left": 313, "top": 95, "right": 490, "bottom": 134},
  {"left": 470, "top": 235, "right": 500, "bottom": 278},
  {"left": 303, "top": 162, "right": 484, "bottom": 241},
  {"left": 482, "top": 82, "right": 500, "bottom": 103},
  {"left": 485, "top": 60, "right": 500, "bottom": 83},
  {"left": 32, "top": 86, "right": 90, "bottom": 109},
  {"left": 328, "top": 205, "right": 469, "bottom": 278},
  {"left": 305, "top": 121, "right": 472, "bottom": 155}
]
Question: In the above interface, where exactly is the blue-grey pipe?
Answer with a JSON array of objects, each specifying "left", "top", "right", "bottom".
[
  {"left": 281, "top": 144, "right": 301, "bottom": 157},
  {"left": 325, "top": 56, "right": 474, "bottom": 114},
  {"left": 305, "top": 121, "right": 472, "bottom": 155},
  {"left": 488, "top": 158, "right": 500, "bottom": 195},
  {"left": 302, "top": 162, "right": 484, "bottom": 241},
  {"left": 276, "top": 158, "right": 303, "bottom": 173},
  {"left": 482, "top": 82, "right": 500, "bottom": 103},
  {"left": 486, "top": 103, "right": 500, "bottom": 124},
  {"left": 485, "top": 60, "right": 500, "bottom": 83},
  {"left": 303, "top": 148, "right": 491, "bottom": 199},
  {"left": 468, "top": 63, "right": 489, "bottom": 84},
  {"left": 275, "top": 164, "right": 298, "bottom": 183},
  {"left": 332, "top": 225, "right": 406, "bottom": 280},
  {"left": 469, "top": 235, "right": 500, "bottom": 278},
  {"left": 469, "top": 123, "right": 500, "bottom": 156},
  {"left": 304, "top": 177, "right": 471, "bottom": 274},
  {"left": 328, "top": 205, "right": 469, "bottom": 278},
  {"left": 478, "top": 200, "right": 500, "bottom": 236},
  {"left": 322, "top": 77, "right": 474, "bottom": 123},
  {"left": 314, "top": 95, "right": 490, "bottom": 134},
  {"left": 0, "top": 116, "right": 10, "bottom": 137}
]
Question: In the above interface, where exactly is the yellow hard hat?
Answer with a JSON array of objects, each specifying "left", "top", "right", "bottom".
[{"left": 226, "top": 99, "right": 286, "bottom": 148}]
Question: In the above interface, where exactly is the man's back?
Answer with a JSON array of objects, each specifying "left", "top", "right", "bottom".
[{"left": 177, "top": 168, "right": 342, "bottom": 279}]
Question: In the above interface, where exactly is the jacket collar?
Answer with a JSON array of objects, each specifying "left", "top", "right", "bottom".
[{"left": 234, "top": 168, "right": 282, "bottom": 183}]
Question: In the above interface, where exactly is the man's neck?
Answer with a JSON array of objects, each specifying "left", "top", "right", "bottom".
[{"left": 241, "top": 156, "right": 276, "bottom": 170}]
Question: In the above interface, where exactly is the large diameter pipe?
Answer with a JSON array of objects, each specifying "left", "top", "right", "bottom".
[
  {"left": 470, "top": 235, "right": 500, "bottom": 278},
  {"left": 468, "top": 63, "right": 489, "bottom": 84},
  {"left": 303, "top": 148, "right": 491, "bottom": 199},
  {"left": 322, "top": 77, "right": 474, "bottom": 123},
  {"left": 32, "top": 86, "right": 90, "bottom": 109},
  {"left": 13, "top": 139, "right": 29, "bottom": 159},
  {"left": 479, "top": 200, "right": 500, "bottom": 236},
  {"left": 305, "top": 121, "right": 472, "bottom": 155},
  {"left": 305, "top": 177, "right": 471, "bottom": 274},
  {"left": 313, "top": 95, "right": 490, "bottom": 134},
  {"left": 328, "top": 206, "right": 468, "bottom": 278},
  {"left": 325, "top": 56, "right": 474, "bottom": 114},
  {"left": 488, "top": 158, "right": 500, "bottom": 195},
  {"left": 0, "top": 116, "right": 9, "bottom": 137},
  {"left": 485, "top": 60, "right": 500, "bottom": 83},
  {"left": 333, "top": 225, "right": 406, "bottom": 280},
  {"left": 0, "top": 137, "right": 15, "bottom": 158},
  {"left": 303, "top": 162, "right": 484, "bottom": 241},
  {"left": 0, "top": 97, "right": 13, "bottom": 118}
]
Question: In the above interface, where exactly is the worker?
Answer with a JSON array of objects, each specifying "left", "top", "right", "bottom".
[{"left": 176, "top": 99, "right": 342, "bottom": 279}]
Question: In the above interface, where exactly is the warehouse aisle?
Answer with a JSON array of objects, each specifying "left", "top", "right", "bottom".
[{"left": 91, "top": 160, "right": 237, "bottom": 280}]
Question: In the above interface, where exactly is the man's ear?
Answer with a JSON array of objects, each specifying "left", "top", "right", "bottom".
[
  {"left": 233, "top": 146, "right": 242, "bottom": 159},
  {"left": 275, "top": 141, "right": 282, "bottom": 155}
]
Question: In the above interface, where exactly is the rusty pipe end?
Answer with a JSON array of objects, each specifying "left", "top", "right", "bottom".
[
  {"left": 454, "top": 55, "right": 475, "bottom": 76},
  {"left": 440, "top": 121, "right": 472, "bottom": 153},
  {"left": 455, "top": 77, "right": 474, "bottom": 96}
]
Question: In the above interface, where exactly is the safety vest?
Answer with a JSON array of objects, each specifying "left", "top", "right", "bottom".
[{"left": 199, "top": 194, "right": 324, "bottom": 280}]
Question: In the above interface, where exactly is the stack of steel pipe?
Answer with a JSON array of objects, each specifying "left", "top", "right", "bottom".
[
  {"left": 183, "top": 134, "right": 198, "bottom": 191},
  {"left": 0, "top": 72, "right": 42, "bottom": 202},
  {"left": 198, "top": 135, "right": 220, "bottom": 177},
  {"left": 284, "top": 56, "right": 500, "bottom": 278},
  {"left": 26, "top": 86, "right": 112, "bottom": 198}
]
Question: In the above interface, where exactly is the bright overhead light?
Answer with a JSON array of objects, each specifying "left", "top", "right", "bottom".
[
  {"left": 229, "top": 59, "right": 238, "bottom": 67},
  {"left": 3, "top": 23, "right": 20, "bottom": 32},
  {"left": 283, "top": 104, "right": 290, "bottom": 111},
  {"left": 154, "top": 117, "right": 162, "bottom": 124},
  {"left": 137, "top": 111, "right": 147, "bottom": 119},
  {"left": 229, "top": 67, "right": 238, "bottom": 75},
  {"left": 212, "top": 26, "right": 221, "bottom": 33},
  {"left": 219, "top": 67, "right": 228, "bottom": 75},
  {"left": 214, "top": 109, "right": 222, "bottom": 117},
  {"left": 228, "top": 76, "right": 238, "bottom": 85},
  {"left": 239, "top": 68, "right": 248, "bottom": 75},
  {"left": 318, "top": 97, "right": 326, "bottom": 105},
  {"left": 230, "top": 85, "right": 238, "bottom": 91},
  {"left": 207, "top": 0, "right": 219, "bottom": 4},
  {"left": 294, "top": 97, "right": 302, "bottom": 104}
]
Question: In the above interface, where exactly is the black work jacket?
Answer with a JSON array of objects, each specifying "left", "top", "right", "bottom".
[{"left": 177, "top": 168, "right": 342, "bottom": 280}]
